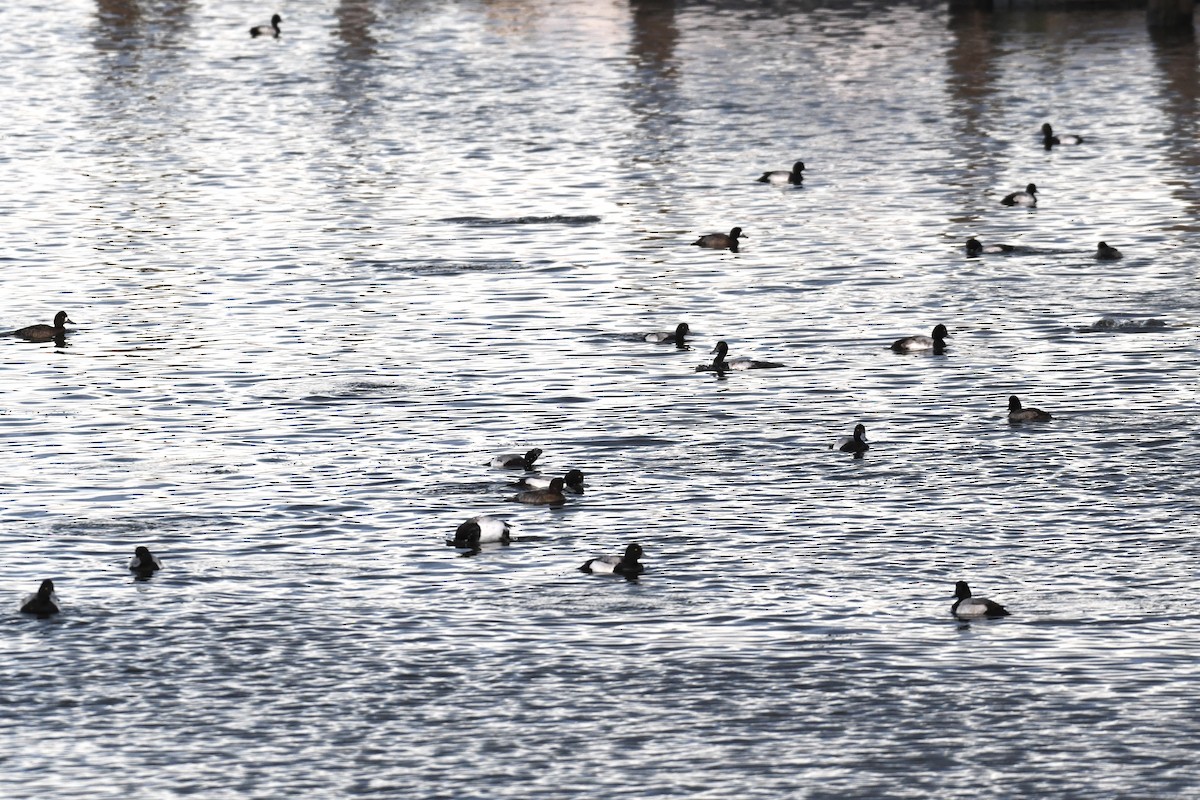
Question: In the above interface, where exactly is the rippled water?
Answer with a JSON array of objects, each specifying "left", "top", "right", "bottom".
[{"left": 3, "top": 0, "right": 1199, "bottom": 796}]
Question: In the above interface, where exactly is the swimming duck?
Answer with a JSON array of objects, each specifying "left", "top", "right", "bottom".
[
  {"left": 835, "top": 423, "right": 869, "bottom": 454},
  {"left": 514, "top": 469, "right": 584, "bottom": 494},
  {"left": 965, "top": 238, "right": 1015, "bottom": 256},
  {"left": 450, "top": 515, "right": 512, "bottom": 547},
  {"left": 250, "top": 13, "right": 282, "bottom": 38},
  {"left": 580, "top": 543, "right": 644, "bottom": 577},
  {"left": 644, "top": 322, "right": 690, "bottom": 344},
  {"left": 693, "top": 227, "right": 744, "bottom": 251},
  {"left": 20, "top": 579, "right": 59, "bottom": 617},
  {"left": 1042, "top": 123, "right": 1082, "bottom": 148},
  {"left": 757, "top": 161, "right": 805, "bottom": 185},
  {"left": 129, "top": 546, "right": 163, "bottom": 577},
  {"left": 890, "top": 324, "right": 949, "bottom": 354},
  {"left": 1001, "top": 183, "right": 1038, "bottom": 207},
  {"left": 1095, "top": 242, "right": 1123, "bottom": 261},
  {"left": 10, "top": 311, "right": 72, "bottom": 342},
  {"left": 491, "top": 448, "right": 543, "bottom": 470},
  {"left": 697, "top": 340, "right": 784, "bottom": 372},
  {"left": 1007, "top": 395, "right": 1052, "bottom": 422},
  {"left": 511, "top": 477, "right": 566, "bottom": 505},
  {"left": 951, "top": 581, "right": 1011, "bottom": 619}
]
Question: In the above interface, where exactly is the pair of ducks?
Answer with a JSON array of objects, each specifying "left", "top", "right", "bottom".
[
  {"left": 965, "top": 238, "right": 1123, "bottom": 260},
  {"left": 695, "top": 323, "right": 952, "bottom": 373},
  {"left": 452, "top": 515, "right": 645, "bottom": 578},
  {"left": 19, "top": 547, "right": 162, "bottom": 618}
]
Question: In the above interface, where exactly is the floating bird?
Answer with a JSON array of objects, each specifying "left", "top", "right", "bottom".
[
  {"left": 644, "top": 322, "right": 690, "bottom": 345},
  {"left": 1095, "top": 241, "right": 1123, "bottom": 261},
  {"left": 580, "top": 543, "right": 644, "bottom": 578},
  {"left": 1042, "top": 123, "right": 1082, "bottom": 148},
  {"left": 697, "top": 340, "right": 784, "bottom": 372},
  {"left": 835, "top": 424, "right": 869, "bottom": 454},
  {"left": 693, "top": 227, "right": 744, "bottom": 251},
  {"left": 129, "top": 546, "right": 163, "bottom": 578},
  {"left": 19, "top": 579, "right": 59, "bottom": 617},
  {"left": 250, "top": 13, "right": 282, "bottom": 38},
  {"left": 491, "top": 448, "right": 543, "bottom": 470},
  {"left": 757, "top": 161, "right": 805, "bottom": 185},
  {"left": 951, "top": 581, "right": 1011, "bottom": 619},
  {"left": 9, "top": 311, "right": 72, "bottom": 342},
  {"left": 1007, "top": 395, "right": 1052, "bottom": 422},
  {"left": 451, "top": 515, "right": 512, "bottom": 547},
  {"left": 1001, "top": 183, "right": 1038, "bottom": 207},
  {"left": 511, "top": 477, "right": 566, "bottom": 505},
  {"left": 890, "top": 324, "right": 949, "bottom": 354},
  {"left": 965, "top": 238, "right": 1016, "bottom": 256},
  {"left": 514, "top": 469, "right": 584, "bottom": 494}
]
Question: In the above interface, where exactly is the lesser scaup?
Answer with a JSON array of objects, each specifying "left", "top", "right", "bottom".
[
  {"left": 890, "top": 324, "right": 949, "bottom": 354},
  {"left": 511, "top": 477, "right": 566, "bottom": 505},
  {"left": 514, "top": 469, "right": 584, "bottom": 494},
  {"left": 250, "top": 13, "right": 282, "bottom": 38},
  {"left": 491, "top": 448, "right": 543, "bottom": 470},
  {"left": 697, "top": 340, "right": 784, "bottom": 372},
  {"left": 644, "top": 322, "right": 690, "bottom": 344},
  {"left": 1001, "top": 183, "right": 1038, "bottom": 207},
  {"left": 579, "top": 543, "right": 644, "bottom": 577},
  {"left": 1095, "top": 241, "right": 1123, "bottom": 260},
  {"left": 451, "top": 515, "right": 512, "bottom": 547},
  {"left": 693, "top": 227, "right": 744, "bottom": 251},
  {"left": 952, "top": 581, "right": 1011, "bottom": 618},
  {"left": 10, "top": 311, "right": 73, "bottom": 342},
  {"left": 1042, "top": 123, "right": 1082, "bottom": 148},
  {"left": 966, "top": 238, "right": 1016, "bottom": 256},
  {"left": 1007, "top": 395, "right": 1052, "bottom": 422},
  {"left": 757, "top": 161, "right": 805, "bottom": 185},
  {"left": 20, "top": 579, "right": 59, "bottom": 617},
  {"left": 129, "top": 546, "right": 162, "bottom": 578},
  {"left": 835, "top": 423, "right": 869, "bottom": 454}
]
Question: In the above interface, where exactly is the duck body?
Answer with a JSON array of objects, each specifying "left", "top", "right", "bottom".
[
  {"left": 514, "top": 469, "right": 584, "bottom": 494},
  {"left": 250, "top": 13, "right": 282, "bottom": 38},
  {"left": 1042, "top": 123, "right": 1082, "bottom": 148},
  {"left": 20, "top": 579, "right": 59, "bottom": 617},
  {"left": 1001, "top": 183, "right": 1038, "bottom": 207},
  {"left": 451, "top": 515, "right": 512, "bottom": 547},
  {"left": 511, "top": 477, "right": 566, "bottom": 506},
  {"left": 693, "top": 227, "right": 743, "bottom": 251},
  {"left": 890, "top": 324, "right": 949, "bottom": 354},
  {"left": 1096, "top": 242, "right": 1123, "bottom": 260},
  {"left": 644, "top": 322, "right": 689, "bottom": 344},
  {"left": 1008, "top": 395, "right": 1052, "bottom": 422},
  {"left": 10, "top": 311, "right": 72, "bottom": 342},
  {"left": 757, "top": 161, "right": 805, "bottom": 185},
  {"left": 836, "top": 424, "right": 869, "bottom": 454},
  {"left": 965, "top": 238, "right": 1016, "bottom": 256},
  {"left": 491, "top": 448, "right": 543, "bottom": 470},
  {"left": 129, "top": 546, "right": 162, "bottom": 577},
  {"left": 580, "top": 543, "right": 644, "bottom": 577},
  {"left": 951, "top": 581, "right": 1011, "bottom": 619},
  {"left": 697, "top": 340, "right": 783, "bottom": 372}
]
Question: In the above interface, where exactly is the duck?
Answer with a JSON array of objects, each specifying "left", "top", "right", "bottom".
[
  {"left": 951, "top": 581, "right": 1011, "bottom": 619},
  {"left": 450, "top": 515, "right": 512, "bottom": 547},
  {"left": 20, "top": 579, "right": 59, "bottom": 617},
  {"left": 1042, "top": 123, "right": 1082, "bottom": 148},
  {"left": 511, "top": 477, "right": 566, "bottom": 505},
  {"left": 965, "top": 238, "right": 1015, "bottom": 256},
  {"left": 697, "top": 340, "right": 784, "bottom": 372},
  {"left": 491, "top": 448, "right": 543, "bottom": 470},
  {"left": 693, "top": 227, "right": 744, "bottom": 251},
  {"left": 250, "top": 13, "right": 282, "bottom": 38},
  {"left": 644, "top": 322, "right": 690, "bottom": 344},
  {"left": 890, "top": 324, "right": 949, "bottom": 354},
  {"left": 1007, "top": 395, "right": 1052, "bottom": 422},
  {"left": 580, "top": 543, "right": 644, "bottom": 577},
  {"left": 757, "top": 161, "right": 805, "bottom": 185},
  {"left": 514, "top": 469, "right": 584, "bottom": 494},
  {"left": 9, "top": 311, "right": 73, "bottom": 342},
  {"left": 128, "top": 546, "right": 162, "bottom": 577},
  {"left": 1095, "top": 241, "right": 1123, "bottom": 261},
  {"left": 1001, "top": 183, "right": 1038, "bottom": 207},
  {"left": 835, "top": 424, "right": 869, "bottom": 454}
]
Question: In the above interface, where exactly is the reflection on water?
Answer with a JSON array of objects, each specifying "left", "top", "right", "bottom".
[{"left": 2, "top": 1, "right": 1200, "bottom": 797}]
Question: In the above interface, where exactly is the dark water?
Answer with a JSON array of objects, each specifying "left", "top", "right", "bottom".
[{"left": 2, "top": 1, "right": 1199, "bottom": 797}]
